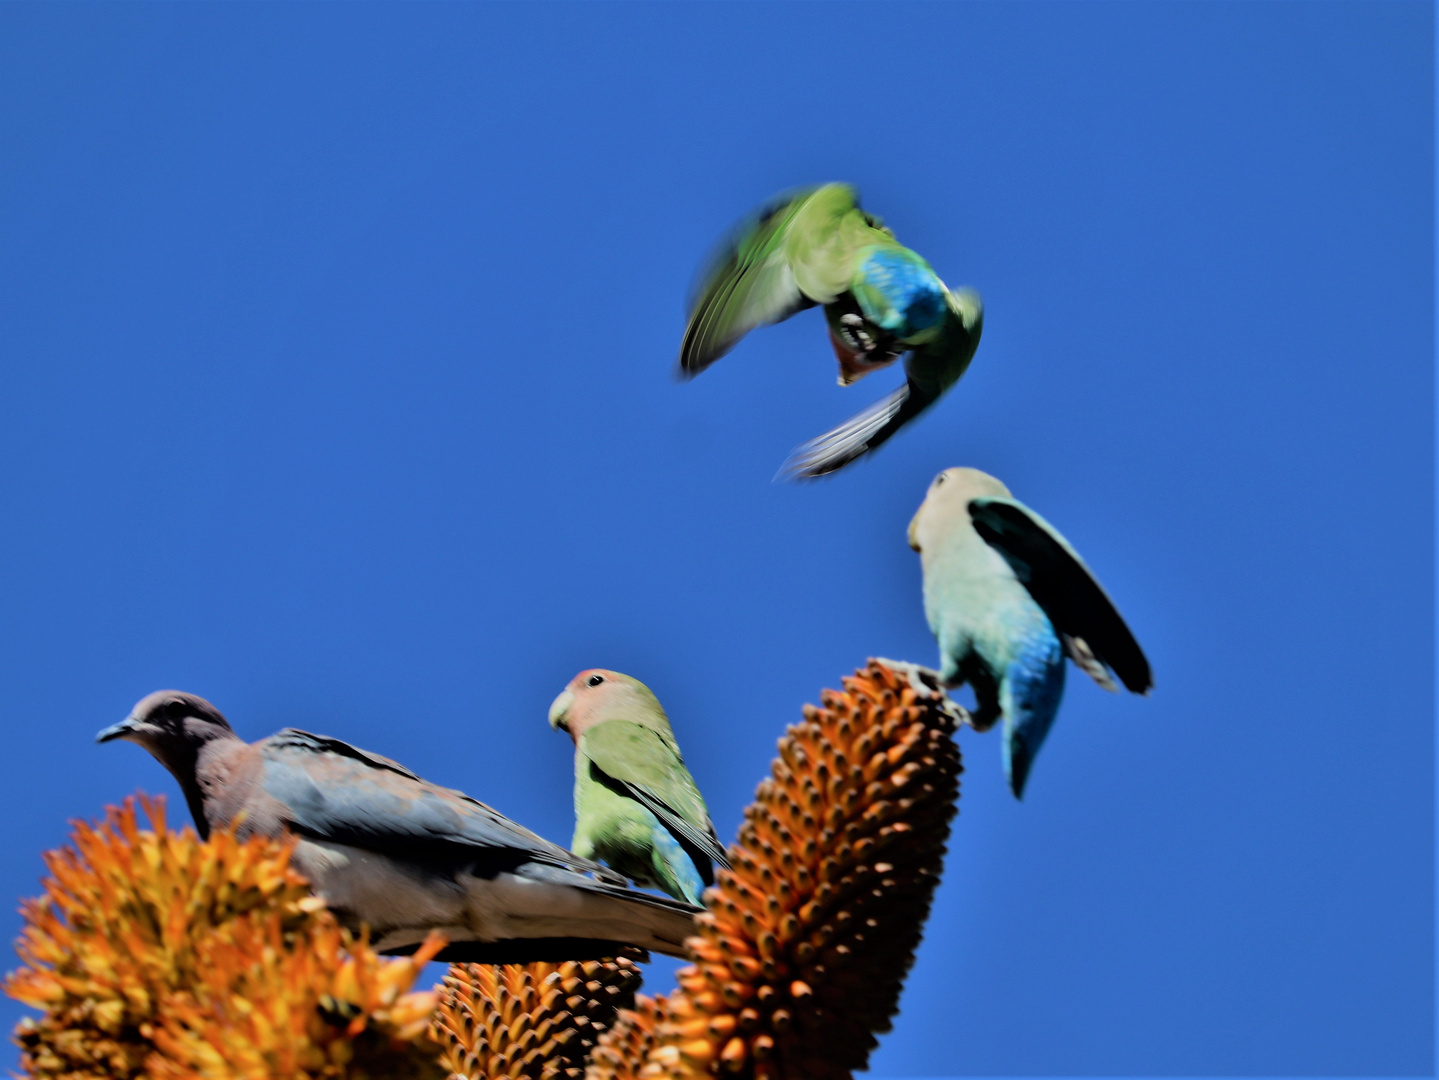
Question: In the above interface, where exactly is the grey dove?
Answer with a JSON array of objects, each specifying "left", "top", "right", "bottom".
[{"left": 97, "top": 690, "right": 701, "bottom": 963}]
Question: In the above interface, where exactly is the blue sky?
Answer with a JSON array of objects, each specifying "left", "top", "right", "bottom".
[{"left": 0, "top": 3, "right": 1430, "bottom": 1075}]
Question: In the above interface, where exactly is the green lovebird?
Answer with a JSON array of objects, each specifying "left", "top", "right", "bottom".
[
  {"left": 908, "top": 468, "right": 1152, "bottom": 797},
  {"left": 549, "top": 669, "right": 728, "bottom": 905},
  {"left": 679, "top": 183, "right": 984, "bottom": 479}
]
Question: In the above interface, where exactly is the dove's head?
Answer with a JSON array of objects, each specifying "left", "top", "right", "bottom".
[
  {"left": 548, "top": 669, "right": 669, "bottom": 743},
  {"left": 907, "top": 467, "right": 1012, "bottom": 553},
  {"left": 97, "top": 690, "right": 237, "bottom": 773}
]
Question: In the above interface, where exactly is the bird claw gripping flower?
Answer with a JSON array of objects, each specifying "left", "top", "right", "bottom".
[
  {"left": 587, "top": 660, "right": 965, "bottom": 1080},
  {"left": 429, "top": 951, "right": 645, "bottom": 1080},
  {"left": 5, "top": 796, "right": 444, "bottom": 1080}
]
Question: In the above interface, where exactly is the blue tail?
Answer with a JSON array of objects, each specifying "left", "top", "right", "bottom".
[
  {"left": 1000, "top": 629, "right": 1066, "bottom": 798},
  {"left": 651, "top": 822, "right": 706, "bottom": 905}
]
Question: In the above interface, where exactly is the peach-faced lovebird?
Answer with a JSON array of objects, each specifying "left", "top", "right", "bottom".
[
  {"left": 907, "top": 468, "right": 1152, "bottom": 797},
  {"left": 549, "top": 670, "right": 728, "bottom": 905},
  {"left": 679, "top": 183, "right": 983, "bottom": 479}
]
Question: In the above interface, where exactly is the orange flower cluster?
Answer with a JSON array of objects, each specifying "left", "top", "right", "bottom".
[
  {"left": 589, "top": 660, "right": 964, "bottom": 1080},
  {"left": 5, "top": 797, "right": 443, "bottom": 1080},
  {"left": 430, "top": 953, "right": 643, "bottom": 1080},
  {"left": 586, "top": 992, "right": 665, "bottom": 1080},
  {"left": 147, "top": 919, "right": 443, "bottom": 1080}
]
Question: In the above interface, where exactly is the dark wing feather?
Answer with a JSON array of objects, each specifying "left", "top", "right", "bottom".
[
  {"left": 260, "top": 729, "right": 625, "bottom": 882},
  {"left": 778, "top": 378, "right": 937, "bottom": 479},
  {"left": 967, "top": 499, "right": 1153, "bottom": 694}
]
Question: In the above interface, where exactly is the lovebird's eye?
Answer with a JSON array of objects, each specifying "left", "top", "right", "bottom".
[{"left": 587, "top": 674, "right": 605, "bottom": 687}]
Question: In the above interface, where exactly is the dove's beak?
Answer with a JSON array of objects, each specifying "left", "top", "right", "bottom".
[{"left": 96, "top": 716, "right": 139, "bottom": 744}]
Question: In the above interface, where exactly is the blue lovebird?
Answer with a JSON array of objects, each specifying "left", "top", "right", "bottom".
[{"left": 907, "top": 468, "right": 1152, "bottom": 797}]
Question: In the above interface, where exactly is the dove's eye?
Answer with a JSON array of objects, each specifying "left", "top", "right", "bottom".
[
  {"left": 934, "top": 474, "right": 947, "bottom": 486},
  {"left": 587, "top": 674, "right": 605, "bottom": 687}
]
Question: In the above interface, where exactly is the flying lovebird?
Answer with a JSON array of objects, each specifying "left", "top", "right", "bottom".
[
  {"left": 678, "top": 183, "right": 984, "bottom": 479},
  {"left": 907, "top": 468, "right": 1152, "bottom": 797},
  {"left": 97, "top": 690, "right": 701, "bottom": 962},
  {"left": 550, "top": 670, "right": 728, "bottom": 905}
]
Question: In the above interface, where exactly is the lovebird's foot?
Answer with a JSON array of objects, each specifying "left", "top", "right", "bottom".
[{"left": 869, "top": 657, "right": 972, "bottom": 729}]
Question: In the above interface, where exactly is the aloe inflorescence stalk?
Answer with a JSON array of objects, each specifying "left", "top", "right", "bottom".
[
  {"left": 430, "top": 953, "right": 644, "bottom": 1080},
  {"left": 587, "top": 660, "right": 964, "bottom": 1080}
]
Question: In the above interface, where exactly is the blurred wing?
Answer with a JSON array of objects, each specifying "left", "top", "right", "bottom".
[
  {"left": 780, "top": 291, "right": 981, "bottom": 480},
  {"left": 967, "top": 499, "right": 1153, "bottom": 694},
  {"left": 679, "top": 185, "right": 856, "bottom": 377},
  {"left": 778, "top": 378, "right": 937, "bottom": 479},
  {"left": 261, "top": 729, "right": 625, "bottom": 881},
  {"left": 581, "top": 721, "right": 730, "bottom": 876}
]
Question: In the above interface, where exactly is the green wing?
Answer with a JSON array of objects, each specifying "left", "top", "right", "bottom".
[
  {"left": 679, "top": 183, "right": 866, "bottom": 378},
  {"left": 579, "top": 721, "right": 730, "bottom": 872},
  {"left": 968, "top": 497, "right": 1153, "bottom": 694}
]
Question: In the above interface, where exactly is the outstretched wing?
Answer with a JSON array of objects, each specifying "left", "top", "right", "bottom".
[
  {"left": 778, "top": 379, "right": 936, "bottom": 479},
  {"left": 260, "top": 728, "right": 626, "bottom": 882},
  {"left": 581, "top": 720, "right": 730, "bottom": 883},
  {"left": 780, "top": 289, "right": 982, "bottom": 479},
  {"left": 967, "top": 499, "right": 1152, "bottom": 694},
  {"left": 679, "top": 184, "right": 859, "bottom": 377}
]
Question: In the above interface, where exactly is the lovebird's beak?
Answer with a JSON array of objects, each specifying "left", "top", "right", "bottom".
[
  {"left": 548, "top": 689, "right": 574, "bottom": 733},
  {"left": 907, "top": 508, "right": 923, "bottom": 552},
  {"left": 96, "top": 717, "right": 138, "bottom": 744}
]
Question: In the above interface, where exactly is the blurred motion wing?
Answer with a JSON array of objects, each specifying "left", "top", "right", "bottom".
[
  {"left": 778, "top": 380, "right": 936, "bottom": 479},
  {"left": 678, "top": 186, "right": 846, "bottom": 377},
  {"left": 780, "top": 288, "right": 982, "bottom": 479}
]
